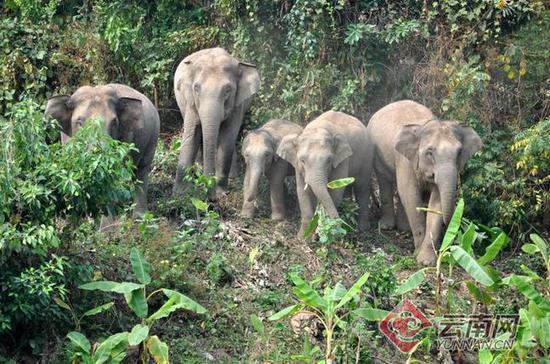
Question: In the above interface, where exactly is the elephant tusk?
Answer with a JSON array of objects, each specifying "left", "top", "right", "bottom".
[{"left": 304, "top": 183, "right": 309, "bottom": 191}]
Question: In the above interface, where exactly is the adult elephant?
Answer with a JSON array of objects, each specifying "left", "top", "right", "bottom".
[
  {"left": 45, "top": 84, "right": 160, "bottom": 216},
  {"left": 364, "top": 100, "right": 482, "bottom": 265},
  {"left": 277, "top": 111, "right": 371, "bottom": 237},
  {"left": 173, "top": 47, "right": 260, "bottom": 200}
]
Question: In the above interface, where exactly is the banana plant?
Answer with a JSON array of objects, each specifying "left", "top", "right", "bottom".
[
  {"left": 67, "top": 247, "right": 206, "bottom": 364},
  {"left": 268, "top": 271, "right": 387, "bottom": 364}
]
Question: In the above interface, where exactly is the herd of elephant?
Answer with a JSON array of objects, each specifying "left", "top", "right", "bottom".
[{"left": 44, "top": 47, "right": 483, "bottom": 266}]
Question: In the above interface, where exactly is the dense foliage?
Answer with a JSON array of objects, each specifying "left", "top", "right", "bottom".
[{"left": 0, "top": 0, "right": 548, "bottom": 362}]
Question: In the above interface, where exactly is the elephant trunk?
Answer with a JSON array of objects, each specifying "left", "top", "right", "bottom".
[
  {"left": 246, "top": 160, "right": 264, "bottom": 202},
  {"left": 435, "top": 164, "right": 458, "bottom": 225},
  {"left": 306, "top": 168, "right": 339, "bottom": 219},
  {"left": 198, "top": 100, "right": 224, "bottom": 183}
]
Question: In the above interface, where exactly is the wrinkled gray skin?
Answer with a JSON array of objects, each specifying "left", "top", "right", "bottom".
[
  {"left": 277, "top": 111, "right": 371, "bottom": 237},
  {"left": 173, "top": 47, "right": 260, "bottom": 200},
  {"left": 364, "top": 100, "right": 482, "bottom": 265},
  {"left": 45, "top": 84, "right": 160, "bottom": 216},
  {"left": 241, "top": 119, "right": 303, "bottom": 220}
]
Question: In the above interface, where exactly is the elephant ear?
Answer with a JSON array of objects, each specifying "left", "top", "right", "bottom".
[
  {"left": 276, "top": 133, "right": 299, "bottom": 167},
  {"left": 332, "top": 133, "right": 353, "bottom": 168},
  {"left": 457, "top": 125, "right": 483, "bottom": 170},
  {"left": 117, "top": 97, "right": 144, "bottom": 134},
  {"left": 175, "top": 56, "right": 196, "bottom": 111},
  {"left": 395, "top": 124, "right": 422, "bottom": 161},
  {"left": 45, "top": 95, "right": 72, "bottom": 135},
  {"left": 236, "top": 62, "right": 260, "bottom": 107}
]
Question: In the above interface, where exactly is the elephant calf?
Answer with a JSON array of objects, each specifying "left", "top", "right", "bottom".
[
  {"left": 241, "top": 119, "right": 303, "bottom": 220},
  {"left": 364, "top": 100, "right": 482, "bottom": 265},
  {"left": 277, "top": 111, "right": 370, "bottom": 237},
  {"left": 45, "top": 84, "right": 160, "bottom": 216}
]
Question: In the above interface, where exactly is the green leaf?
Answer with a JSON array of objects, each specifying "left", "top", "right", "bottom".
[
  {"left": 521, "top": 243, "right": 540, "bottom": 255},
  {"left": 450, "top": 246, "right": 494, "bottom": 286},
  {"left": 520, "top": 264, "right": 542, "bottom": 280},
  {"left": 83, "top": 302, "right": 114, "bottom": 317},
  {"left": 162, "top": 289, "right": 207, "bottom": 314},
  {"left": 353, "top": 308, "right": 389, "bottom": 321},
  {"left": 128, "top": 324, "right": 149, "bottom": 346},
  {"left": 268, "top": 304, "right": 301, "bottom": 321},
  {"left": 503, "top": 275, "right": 550, "bottom": 311},
  {"left": 303, "top": 213, "right": 319, "bottom": 238},
  {"left": 94, "top": 332, "right": 129, "bottom": 364},
  {"left": 67, "top": 331, "right": 91, "bottom": 354},
  {"left": 336, "top": 272, "right": 370, "bottom": 309},
  {"left": 478, "top": 232, "right": 508, "bottom": 265},
  {"left": 146, "top": 335, "right": 169, "bottom": 364},
  {"left": 478, "top": 348, "right": 493, "bottom": 364},
  {"left": 325, "top": 282, "right": 347, "bottom": 303},
  {"left": 460, "top": 222, "right": 476, "bottom": 254},
  {"left": 79, "top": 281, "right": 120, "bottom": 292},
  {"left": 395, "top": 269, "right": 426, "bottom": 295},
  {"left": 250, "top": 314, "right": 265, "bottom": 335},
  {"left": 54, "top": 297, "right": 71, "bottom": 311},
  {"left": 440, "top": 198, "right": 464, "bottom": 252},
  {"left": 465, "top": 281, "right": 494, "bottom": 304},
  {"left": 530, "top": 234, "right": 548, "bottom": 262},
  {"left": 112, "top": 282, "right": 144, "bottom": 294},
  {"left": 327, "top": 177, "right": 355, "bottom": 189},
  {"left": 124, "top": 288, "right": 148, "bottom": 318},
  {"left": 191, "top": 197, "right": 208, "bottom": 212},
  {"left": 290, "top": 273, "right": 327, "bottom": 309},
  {"left": 130, "top": 248, "right": 151, "bottom": 285}
]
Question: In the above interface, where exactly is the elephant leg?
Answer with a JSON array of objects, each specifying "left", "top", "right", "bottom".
[
  {"left": 296, "top": 171, "right": 316, "bottom": 238},
  {"left": 229, "top": 150, "right": 240, "bottom": 178},
  {"left": 353, "top": 176, "right": 371, "bottom": 231},
  {"left": 174, "top": 109, "right": 201, "bottom": 194},
  {"left": 396, "top": 165, "right": 426, "bottom": 252},
  {"left": 417, "top": 188, "right": 442, "bottom": 265},
  {"left": 378, "top": 175, "right": 396, "bottom": 230},
  {"left": 395, "top": 196, "right": 410, "bottom": 231},
  {"left": 134, "top": 164, "right": 151, "bottom": 218},
  {"left": 216, "top": 115, "right": 243, "bottom": 194},
  {"left": 267, "top": 160, "right": 288, "bottom": 221}
]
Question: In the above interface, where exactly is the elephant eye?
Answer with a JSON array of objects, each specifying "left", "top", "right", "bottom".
[
  {"left": 425, "top": 150, "right": 435, "bottom": 162},
  {"left": 193, "top": 83, "right": 201, "bottom": 93}
]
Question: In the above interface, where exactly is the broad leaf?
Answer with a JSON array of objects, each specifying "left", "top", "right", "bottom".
[
  {"left": 336, "top": 272, "right": 370, "bottom": 309},
  {"left": 146, "top": 335, "right": 169, "bottom": 364},
  {"left": 521, "top": 243, "right": 540, "bottom": 255},
  {"left": 250, "top": 314, "right": 265, "bottom": 335},
  {"left": 290, "top": 273, "right": 327, "bottom": 309},
  {"left": 353, "top": 308, "right": 389, "bottom": 321},
  {"left": 124, "top": 288, "right": 148, "bottom": 318},
  {"left": 465, "top": 281, "right": 494, "bottom": 304},
  {"left": 440, "top": 198, "right": 464, "bottom": 252},
  {"left": 460, "top": 222, "right": 476, "bottom": 254},
  {"left": 503, "top": 275, "right": 550, "bottom": 311},
  {"left": 67, "top": 331, "right": 91, "bottom": 353},
  {"left": 128, "top": 324, "right": 149, "bottom": 346},
  {"left": 79, "top": 281, "right": 120, "bottom": 292},
  {"left": 530, "top": 234, "right": 548, "bottom": 262},
  {"left": 268, "top": 304, "right": 301, "bottom": 321},
  {"left": 478, "top": 232, "right": 508, "bottom": 265},
  {"left": 327, "top": 177, "right": 355, "bottom": 189},
  {"left": 83, "top": 302, "right": 114, "bottom": 317},
  {"left": 450, "top": 246, "right": 494, "bottom": 286},
  {"left": 395, "top": 269, "right": 426, "bottom": 295},
  {"left": 191, "top": 198, "right": 208, "bottom": 212},
  {"left": 54, "top": 297, "right": 71, "bottom": 311},
  {"left": 130, "top": 248, "right": 151, "bottom": 285},
  {"left": 325, "top": 282, "right": 347, "bottom": 303},
  {"left": 478, "top": 348, "right": 493, "bottom": 364},
  {"left": 112, "top": 282, "right": 144, "bottom": 294},
  {"left": 94, "top": 332, "right": 129, "bottom": 364},
  {"left": 303, "top": 213, "right": 319, "bottom": 238},
  {"left": 162, "top": 289, "right": 207, "bottom": 314}
]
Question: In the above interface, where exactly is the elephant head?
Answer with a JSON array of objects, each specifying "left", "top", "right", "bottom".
[
  {"left": 242, "top": 130, "right": 276, "bottom": 207},
  {"left": 395, "top": 120, "right": 482, "bottom": 224},
  {"left": 176, "top": 50, "right": 260, "bottom": 180},
  {"left": 45, "top": 85, "right": 144, "bottom": 141},
  {"left": 277, "top": 128, "right": 352, "bottom": 218}
]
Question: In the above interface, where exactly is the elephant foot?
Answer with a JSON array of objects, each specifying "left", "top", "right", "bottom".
[
  {"left": 133, "top": 209, "right": 146, "bottom": 220},
  {"left": 216, "top": 185, "right": 228, "bottom": 196},
  {"left": 241, "top": 208, "right": 255, "bottom": 219},
  {"left": 271, "top": 212, "right": 286, "bottom": 221},
  {"left": 396, "top": 219, "right": 410, "bottom": 232},
  {"left": 416, "top": 247, "right": 436, "bottom": 266},
  {"left": 379, "top": 218, "right": 395, "bottom": 230}
]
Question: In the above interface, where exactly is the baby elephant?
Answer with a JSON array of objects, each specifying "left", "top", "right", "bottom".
[
  {"left": 45, "top": 84, "right": 160, "bottom": 216},
  {"left": 241, "top": 119, "right": 303, "bottom": 220},
  {"left": 364, "top": 100, "right": 482, "bottom": 265},
  {"left": 277, "top": 111, "right": 370, "bottom": 237}
]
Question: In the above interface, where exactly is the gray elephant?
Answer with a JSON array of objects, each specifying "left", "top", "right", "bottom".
[
  {"left": 45, "top": 84, "right": 160, "bottom": 216},
  {"left": 277, "top": 111, "right": 371, "bottom": 237},
  {"left": 173, "top": 47, "right": 260, "bottom": 199},
  {"left": 241, "top": 119, "right": 303, "bottom": 220},
  {"left": 364, "top": 100, "right": 482, "bottom": 265}
]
